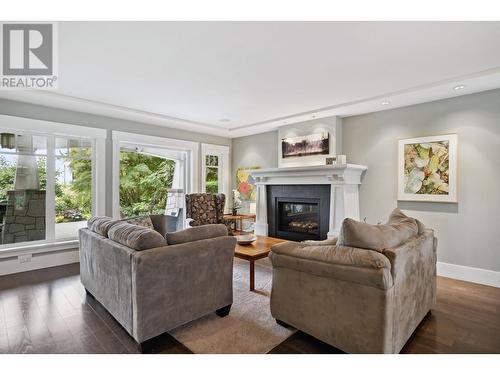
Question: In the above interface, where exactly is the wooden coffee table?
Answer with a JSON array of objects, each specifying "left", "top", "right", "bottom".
[{"left": 234, "top": 235, "right": 287, "bottom": 292}]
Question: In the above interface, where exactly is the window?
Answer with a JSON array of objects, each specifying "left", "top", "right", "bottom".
[
  {"left": 201, "top": 143, "right": 230, "bottom": 203},
  {"left": 119, "top": 148, "right": 176, "bottom": 218},
  {"left": 112, "top": 131, "right": 199, "bottom": 220},
  {"left": 54, "top": 138, "right": 93, "bottom": 239},
  {"left": 0, "top": 122, "right": 101, "bottom": 250},
  {"left": 204, "top": 154, "right": 219, "bottom": 194},
  {"left": 0, "top": 133, "right": 47, "bottom": 245}
]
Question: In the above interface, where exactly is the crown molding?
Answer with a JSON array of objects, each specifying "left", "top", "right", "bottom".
[
  {"left": 228, "top": 66, "right": 500, "bottom": 137},
  {"left": 0, "top": 91, "right": 231, "bottom": 138},
  {"left": 1, "top": 66, "right": 500, "bottom": 139}
]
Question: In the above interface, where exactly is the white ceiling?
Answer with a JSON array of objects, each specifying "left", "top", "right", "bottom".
[{"left": 2, "top": 21, "right": 500, "bottom": 138}]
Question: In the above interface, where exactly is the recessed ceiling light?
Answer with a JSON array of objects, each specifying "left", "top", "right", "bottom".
[
  {"left": 218, "top": 118, "right": 230, "bottom": 123},
  {"left": 453, "top": 85, "right": 466, "bottom": 91},
  {"left": 381, "top": 100, "right": 390, "bottom": 106}
]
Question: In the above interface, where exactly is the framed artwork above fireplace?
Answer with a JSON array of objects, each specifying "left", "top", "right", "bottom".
[
  {"left": 281, "top": 132, "right": 330, "bottom": 158},
  {"left": 277, "top": 117, "right": 340, "bottom": 168}
]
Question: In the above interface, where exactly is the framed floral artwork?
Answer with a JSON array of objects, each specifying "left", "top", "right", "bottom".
[
  {"left": 236, "top": 167, "right": 260, "bottom": 201},
  {"left": 398, "top": 134, "right": 458, "bottom": 203}
]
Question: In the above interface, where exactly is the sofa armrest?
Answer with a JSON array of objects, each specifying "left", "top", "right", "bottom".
[
  {"left": 130, "top": 235, "right": 236, "bottom": 342},
  {"left": 381, "top": 229, "right": 437, "bottom": 353},
  {"left": 382, "top": 229, "right": 437, "bottom": 284},
  {"left": 79, "top": 228, "right": 135, "bottom": 333},
  {"left": 301, "top": 237, "right": 338, "bottom": 246},
  {"left": 149, "top": 214, "right": 167, "bottom": 237},
  {"left": 166, "top": 223, "right": 228, "bottom": 245},
  {"left": 271, "top": 241, "right": 390, "bottom": 269}
]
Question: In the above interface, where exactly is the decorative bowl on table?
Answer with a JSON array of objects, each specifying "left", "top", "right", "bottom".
[{"left": 236, "top": 234, "right": 257, "bottom": 245}]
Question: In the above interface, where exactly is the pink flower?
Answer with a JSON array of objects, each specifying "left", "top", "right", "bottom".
[{"left": 238, "top": 182, "right": 251, "bottom": 196}]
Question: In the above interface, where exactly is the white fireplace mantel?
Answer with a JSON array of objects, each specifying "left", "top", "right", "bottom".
[{"left": 250, "top": 164, "right": 368, "bottom": 239}]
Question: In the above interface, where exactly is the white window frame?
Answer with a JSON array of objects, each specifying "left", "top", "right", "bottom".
[
  {"left": 112, "top": 131, "right": 199, "bottom": 219},
  {"left": 0, "top": 114, "right": 106, "bottom": 256},
  {"left": 201, "top": 143, "right": 230, "bottom": 206}
]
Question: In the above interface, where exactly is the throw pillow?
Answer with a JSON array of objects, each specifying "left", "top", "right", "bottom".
[
  {"left": 108, "top": 222, "right": 167, "bottom": 251},
  {"left": 337, "top": 212, "right": 418, "bottom": 252},
  {"left": 121, "top": 215, "right": 154, "bottom": 229},
  {"left": 87, "top": 216, "right": 119, "bottom": 237},
  {"left": 388, "top": 208, "right": 426, "bottom": 234}
]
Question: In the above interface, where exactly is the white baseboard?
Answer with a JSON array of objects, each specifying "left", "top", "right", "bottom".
[
  {"left": 437, "top": 262, "right": 500, "bottom": 288},
  {"left": 0, "top": 249, "right": 79, "bottom": 276}
]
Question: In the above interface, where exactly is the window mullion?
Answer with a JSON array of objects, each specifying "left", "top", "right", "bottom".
[
  {"left": 45, "top": 136, "right": 56, "bottom": 241},
  {"left": 218, "top": 154, "right": 222, "bottom": 194}
]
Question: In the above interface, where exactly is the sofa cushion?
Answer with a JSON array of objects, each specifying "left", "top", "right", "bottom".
[
  {"left": 337, "top": 214, "right": 418, "bottom": 252},
  {"left": 108, "top": 222, "right": 167, "bottom": 251},
  {"left": 166, "top": 224, "right": 227, "bottom": 245},
  {"left": 120, "top": 215, "right": 154, "bottom": 229},
  {"left": 87, "top": 216, "right": 119, "bottom": 237}
]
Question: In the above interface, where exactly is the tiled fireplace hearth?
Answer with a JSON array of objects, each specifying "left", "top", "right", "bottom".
[{"left": 250, "top": 164, "right": 368, "bottom": 240}]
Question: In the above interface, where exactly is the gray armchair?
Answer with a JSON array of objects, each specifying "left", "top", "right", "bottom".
[{"left": 269, "top": 209, "right": 437, "bottom": 353}]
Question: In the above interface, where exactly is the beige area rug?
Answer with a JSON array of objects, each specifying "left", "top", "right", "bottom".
[{"left": 169, "top": 258, "right": 296, "bottom": 353}]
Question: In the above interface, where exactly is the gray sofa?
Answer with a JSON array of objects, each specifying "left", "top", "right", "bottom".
[
  {"left": 269, "top": 209, "right": 437, "bottom": 354},
  {"left": 79, "top": 219, "right": 236, "bottom": 350}
]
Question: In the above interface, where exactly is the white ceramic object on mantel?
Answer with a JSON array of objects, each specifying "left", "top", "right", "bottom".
[
  {"left": 335, "top": 155, "right": 347, "bottom": 165},
  {"left": 250, "top": 164, "right": 367, "bottom": 239}
]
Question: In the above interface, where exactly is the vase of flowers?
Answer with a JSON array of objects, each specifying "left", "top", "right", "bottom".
[{"left": 232, "top": 189, "right": 242, "bottom": 216}]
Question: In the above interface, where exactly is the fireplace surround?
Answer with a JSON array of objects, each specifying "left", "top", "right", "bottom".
[{"left": 250, "top": 164, "right": 368, "bottom": 239}]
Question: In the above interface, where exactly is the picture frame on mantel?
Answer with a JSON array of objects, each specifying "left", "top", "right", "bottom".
[{"left": 397, "top": 134, "right": 458, "bottom": 203}]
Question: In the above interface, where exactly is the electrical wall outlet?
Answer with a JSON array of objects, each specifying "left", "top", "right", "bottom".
[{"left": 18, "top": 254, "right": 32, "bottom": 263}]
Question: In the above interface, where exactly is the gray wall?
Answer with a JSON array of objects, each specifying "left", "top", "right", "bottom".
[
  {"left": 343, "top": 89, "right": 500, "bottom": 272},
  {"left": 232, "top": 130, "right": 279, "bottom": 184},
  {"left": 0, "top": 99, "right": 231, "bottom": 216}
]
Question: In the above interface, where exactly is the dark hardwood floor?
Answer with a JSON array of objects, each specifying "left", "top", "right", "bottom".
[
  {"left": 0, "top": 263, "right": 499, "bottom": 354},
  {"left": 0, "top": 264, "right": 191, "bottom": 354},
  {"left": 270, "top": 276, "right": 500, "bottom": 354}
]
